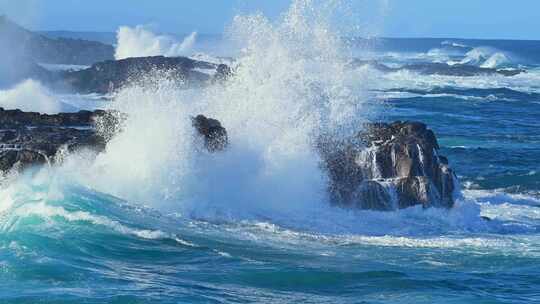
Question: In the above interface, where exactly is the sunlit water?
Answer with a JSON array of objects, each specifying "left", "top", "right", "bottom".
[{"left": 1, "top": 1, "right": 540, "bottom": 303}]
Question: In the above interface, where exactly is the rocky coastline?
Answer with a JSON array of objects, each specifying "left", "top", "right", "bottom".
[{"left": 0, "top": 106, "right": 456, "bottom": 211}]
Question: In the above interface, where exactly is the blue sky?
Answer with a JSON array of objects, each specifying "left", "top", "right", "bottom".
[{"left": 1, "top": 0, "right": 539, "bottom": 40}]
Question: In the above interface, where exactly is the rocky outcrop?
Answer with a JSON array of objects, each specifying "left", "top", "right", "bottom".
[
  {"left": 319, "top": 121, "right": 457, "bottom": 210},
  {"left": 62, "top": 56, "right": 228, "bottom": 94},
  {"left": 0, "top": 106, "right": 455, "bottom": 211},
  {"left": 0, "top": 108, "right": 228, "bottom": 174},
  {"left": 0, "top": 109, "right": 110, "bottom": 174}
]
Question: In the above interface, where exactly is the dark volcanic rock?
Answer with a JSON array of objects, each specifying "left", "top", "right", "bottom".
[
  {"left": 0, "top": 108, "right": 228, "bottom": 174},
  {"left": 0, "top": 109, "right": 111, "bottom": 174},
  {"left": 319, "top": 121, "right": 457, "bottom": 210},
  {"left": 192, "top": 115, "right": 228, "bottom": 152},
  {"left": 62, "top": 56, "right": 222, "bottom": 94},
  {"left": 0, "top": 127, "right": 105, "bottom": 173},
  {"left": 0, "top": 149, "right": 47, "bottom": 173}
]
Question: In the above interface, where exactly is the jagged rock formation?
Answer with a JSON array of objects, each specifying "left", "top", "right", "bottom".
[
  {"left": 0, "top": 108, "right": 110, "bottom": 173},
  {"left": 62, "top": 56, "right": 225, "bottom": 94},
  {"left": 319, "top": 121, "right": 457, "bottom": 210},
  {"left": 350, "top": 59, "right": 524, "bottom": 77}
]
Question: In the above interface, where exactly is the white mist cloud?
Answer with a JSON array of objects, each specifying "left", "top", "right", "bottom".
[
  {"left": 114, "top": 25, "right": 197, "bottom": 60},
  {"left": 0, "top": 79, "right": 61, "bottom": 114}
]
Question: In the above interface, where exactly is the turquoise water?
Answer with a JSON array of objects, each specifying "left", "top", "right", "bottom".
[
  {"left": 2, "top": 7, "right": 540, "bottom": 303},
  {"left": 1, "top": 168, "right": 539, "bottom": 303}
]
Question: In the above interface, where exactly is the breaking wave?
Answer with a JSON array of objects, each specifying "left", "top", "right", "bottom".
[
  {"left": 48, "top": 0, "right": 366, "bottom": 222},
  {"left": 0, "top": 79, "right": 64, "bottom": 114}
]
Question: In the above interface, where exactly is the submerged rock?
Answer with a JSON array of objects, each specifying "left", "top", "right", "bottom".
[
  {"left": 319, "top": 121, "right": 457, "bottom": 210},
  {"left": 192, "top": 114, "right": 228, "bottom": 152}
]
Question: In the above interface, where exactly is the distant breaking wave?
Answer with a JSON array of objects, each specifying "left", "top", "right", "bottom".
[
  {"left": 444, "top": 46, "right": 512, "bottom": 68},
  {"left": 0, "top": 79, "right": 61, "bottom": 114},
  {"left": 115, "top": 25, "right": 197, "bottom": 60}
]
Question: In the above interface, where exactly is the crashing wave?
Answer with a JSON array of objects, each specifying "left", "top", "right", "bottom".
[{"left": 115, "top": 25, "right": 197, "bottom": 60}]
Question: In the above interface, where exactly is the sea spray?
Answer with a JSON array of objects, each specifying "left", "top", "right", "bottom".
[
  {"left": 0, "top": 79, "right": 62, "bottom": 114},
  {"left": 115, "top": 25, "right": 197, "bottom": 60},
  {"left": 63, "top": 0, "right": 369, "bottom": 217},
  {"left": 0, "top": 0, "right": 506, "bottom": 232}
]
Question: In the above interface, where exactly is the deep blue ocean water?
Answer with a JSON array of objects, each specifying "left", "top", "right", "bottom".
[{"left": 1, "top": 30, "right": 540, "bottom": 304}]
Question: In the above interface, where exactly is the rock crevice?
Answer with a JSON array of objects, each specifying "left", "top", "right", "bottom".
[{"left": 319, "top": 121, "right": 457, "bottom": 210}]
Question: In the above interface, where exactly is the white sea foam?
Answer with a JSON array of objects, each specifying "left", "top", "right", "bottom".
[
  {"left": 480, "top": 52, "right": 510, "bottom": 68},
  {"left": 355, "top": 65, "right": 540, "bottom": 96},
  {"left": 115, "top": 26, "right": 197, "bottom": 60},
  {"left": 38, "top": 63, "right": 89, "bottom": 72},
  {"left": 446, "top": 47, "right": 512, "bottom": 68}
]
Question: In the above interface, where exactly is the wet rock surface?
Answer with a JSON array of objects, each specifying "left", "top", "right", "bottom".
[
  {"left": 0, "top": 109, "right": 110, "bottom": 174},
  {"left": 319, "top": 121, "right": 457, "bottom": 210},
  {"left": 0, "top": 108, "right": 229, "bottom": 174}
]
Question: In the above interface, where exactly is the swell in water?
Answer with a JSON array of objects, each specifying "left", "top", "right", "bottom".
[{"left": 1, "top": 0, "right": 540, "bottom": 302}]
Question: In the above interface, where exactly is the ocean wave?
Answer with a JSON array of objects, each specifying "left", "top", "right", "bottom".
[
  {"left": 2, "top": 167, "right": 539, "bottom": 240},
  {"left": 356, "top": 66, "right": 540, "bottom": 95},
  {"left": 0, "top": 79, "right": 64, "bottom": 114},
  {"left": 376, "top": 86, "right": 540, "bottom": 102},
  {"left": 450, "top": 47, "right": 513, "bottom": 68}
]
